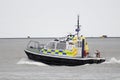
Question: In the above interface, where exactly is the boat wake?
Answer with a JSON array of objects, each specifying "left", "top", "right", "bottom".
[
  {"left": 103, "top": 57, "right": 120, "bottom": 64},
  {"left": 17, "top": 57, "right": 119, "bottom": 66},
  {"left": 17, "top": 58, "right": 48, "bottom": 66}
]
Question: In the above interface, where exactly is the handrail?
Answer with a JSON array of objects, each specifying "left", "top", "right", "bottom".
[{"left": 27, "top": 40, "right": 44, "bottom": 49}]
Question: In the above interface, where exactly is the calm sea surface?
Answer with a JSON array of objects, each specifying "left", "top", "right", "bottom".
[{"left": 0, "top": 38, "right": 120, "bottom": 80}]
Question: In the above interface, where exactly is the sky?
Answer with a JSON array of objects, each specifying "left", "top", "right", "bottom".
[{"left": 0, "top": 0, "right": 120, "bottom": 38}]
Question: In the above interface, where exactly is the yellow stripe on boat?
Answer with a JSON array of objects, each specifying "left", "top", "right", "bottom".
[{"left": 41, "top": 48, "right": 78, "bottom": 57}]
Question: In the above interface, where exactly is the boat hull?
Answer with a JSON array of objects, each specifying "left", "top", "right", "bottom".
[{"left": 25, "top": 49, "right": 105, "bottom": 66}]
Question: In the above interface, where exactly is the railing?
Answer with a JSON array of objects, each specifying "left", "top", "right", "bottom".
[{"left": 27, "top": 40, "right": 44, "bottom": 50}]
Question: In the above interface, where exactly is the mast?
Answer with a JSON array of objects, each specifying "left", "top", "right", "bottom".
[
  {"left": 75, "top": 15, "right": 83, "bottom": 57},
  {"left": 75, "top": 15, "right": 81, "bottom": 39}
]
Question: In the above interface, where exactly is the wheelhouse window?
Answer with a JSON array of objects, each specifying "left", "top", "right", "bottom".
[
  {"left": 46, "top": 42, "right": 55, "bottom": 49},
  {"left": 56, "top": 43, "right": 66, "bottom": 50}
]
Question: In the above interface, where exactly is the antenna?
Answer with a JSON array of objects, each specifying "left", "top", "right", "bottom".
[
  {"left": 77, "top": 15, "right": 80, "bottom": 29},
  {"left": 75, "top": 15, "right": 81, "bottom": 39}
]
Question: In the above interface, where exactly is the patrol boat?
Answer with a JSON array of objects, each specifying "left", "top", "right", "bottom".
[{"left": 24, "top": 15, "right": 105, "bottom": 66}]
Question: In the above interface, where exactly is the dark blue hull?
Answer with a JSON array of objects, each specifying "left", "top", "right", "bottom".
[{"left": 25, "top": 50, "right": 105, "bottom": 66}]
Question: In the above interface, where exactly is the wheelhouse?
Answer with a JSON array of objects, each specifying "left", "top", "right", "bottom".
[{"left": 45, "top": 41, "right": 66, "bottom": 50}]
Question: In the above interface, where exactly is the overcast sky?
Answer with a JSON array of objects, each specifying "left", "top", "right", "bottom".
[{"left": 0, "top": 0, "right": 120, "bottom": 38}]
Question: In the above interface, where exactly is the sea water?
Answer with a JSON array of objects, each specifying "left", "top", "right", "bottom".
[{"left": 0, "top": 38, "right": 120, "bottom": 80}]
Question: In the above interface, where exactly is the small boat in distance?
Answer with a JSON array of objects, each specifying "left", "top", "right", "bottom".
[
  {"left": 100, "top": 35, "right": 108, "bottom": 38},
  {"left": 24, "top": 15, "right": 105, "bottom": 66}
]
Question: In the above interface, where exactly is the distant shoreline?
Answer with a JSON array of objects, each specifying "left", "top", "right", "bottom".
[{"left": 0, "top": 37, "right": 120, "bottom": 39}]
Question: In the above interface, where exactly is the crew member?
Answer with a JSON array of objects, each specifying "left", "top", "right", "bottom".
[{"left": 95, "top": 50, "right": 100, "bottom": 58}]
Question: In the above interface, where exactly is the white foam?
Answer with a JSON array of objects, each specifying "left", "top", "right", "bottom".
[
  {"left": 17, "top": 58, "right": 48, "bottom": 66},
  {"left": 103, "top": 57, "right": 120, "bottom": 64},
  {"left": 83, "top": 64, "right": 90, "bottom": 66}
]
